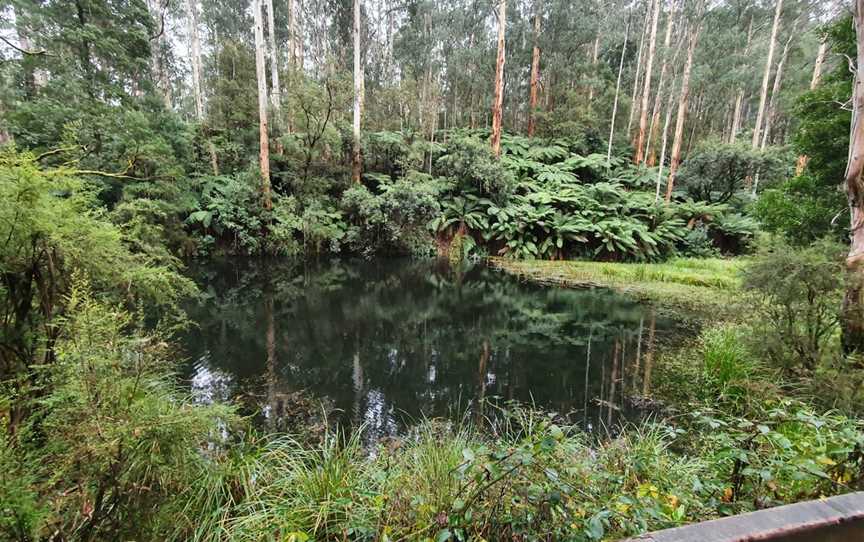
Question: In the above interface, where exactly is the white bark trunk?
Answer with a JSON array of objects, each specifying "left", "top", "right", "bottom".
[
  {"left": 352, "top": 0, "right": 362, "bottom": 183},
  {"left": 186, "top": 0, "right": 205, "bottom": 119},
  {"left": 665, "top": 28, "right": 698, "bottom": 203},
  {"left": 491, "top": 0, "right": 507, "bottom": 157},
  {"left": 627, "top": 0, "right": 651, "bottom": 136},
  {"left": 634, "top": 0, "right": 661, "bottom": 164},
  {"left": 752, "top": 0, "right": 783, "bottom": 149},
  {"left": 253, "top": 0, "right": 272, "bottom": 208},
  {"left": 607, "top": 17, "right": 630, "bottom": 164},
  {"left": 644, "top": 3, "right": 676, "bottom": 166},
  {"left": 265, "top": 0, "right": 281, "bottom": 113}
]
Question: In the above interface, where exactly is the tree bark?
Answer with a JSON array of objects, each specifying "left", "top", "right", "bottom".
[
  {"left": 664, "top": 28, "right": 698, "bottom": 203},
  {"left": 654, "top": 71, "right": 677, "bottom": 201},
  {"left": 760, "top": 33, "right": 793, "bottom": 150},
  {"left": 527, "top": 1, "right": 541, "bottom": 137},
  {"left": 352, "top": 0, "right": 362, "bottom": 183},
  {"left": 264, "top": 0, "right": 282, "bottom": 144},
  {"left": 147, "top": 0, "right": 171, "bottom": 109},
  {"left": 253, "top": 0, "right": 272, "bottom": 209},
  {"left": 843, "top": 0, "right": 864, "bottom": 353},
  {"left": 729, "top": 17, "right": 753, "bottom": 143},
  {"left": 645, "top": 3, "right": 676, "bottom": 166},
  {"left": 796, "top": 36, "right": 829, "bottom": 174},
  {"left": 588, "top": 33, "right": 600, "bottom": 102},
  {"left": 627, "top": 0, "right": 651, "bottom": 136},
  {"left": 607, "top": 16, "right": 631, "bottom": 164},
  {"left": 186, "top": 0, "right": 205, "bottom": 119},
  {"left": 490, "top": 0, "right": 507, "bottom": 157},
  {"left": 634, "top": 0, "right": 661, "bottom": 164},
  {"left": 752, "top": 0, "right": 783, "bottom": 150}
]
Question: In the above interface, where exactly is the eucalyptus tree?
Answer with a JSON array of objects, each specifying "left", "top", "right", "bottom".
[
  {"left": 491, "top": 0, "right": 507, "bottom": 157},
  {"left": 843, "top": 0, "right": 864, "bottom": 353},
  {"left": 252, "top": 0, "right": 272, "bottom": 208}
]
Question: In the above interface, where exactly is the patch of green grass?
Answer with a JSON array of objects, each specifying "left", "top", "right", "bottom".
[{"left": 489, "top": 257, "right": 744, "bottom": 319}]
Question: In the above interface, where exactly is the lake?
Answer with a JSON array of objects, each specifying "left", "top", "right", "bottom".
[{"left": 180, "top": 258, "right": 678, "bottom": 440}]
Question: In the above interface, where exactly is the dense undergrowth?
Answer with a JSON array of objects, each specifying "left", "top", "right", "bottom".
[{"left": 2, "top": 287, "right": 862, "bottom": 541}]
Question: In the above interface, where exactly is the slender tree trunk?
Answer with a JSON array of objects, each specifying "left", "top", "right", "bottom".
[
  {"left": 253, "top": 0, "right": 272, "bottom": 209},
  {"left": 147, "top": 0, "right": 171, "bottom": 108},
  {"left": 796, "top": 36, "right": 829, "bottom": 174},
  {"left": 297, "top": 0, "right": 305, "bottom": 69},
  {"left": 634, "top": 0, "right": 661, "bottom": 164},
  {"left": 627, "top": 1, "right": 651, "bottom": 136},
  {"left": 843, "top": 0, "right": 864, "bottom": 353},
  {"left": 607, "top": 17, "right": 631, "bottom": 164},
  {"left": 729, "top": 18, "right": 753, "bottom": 143},
  {"left": 527, "top": 1, "right": 541, "bottom": 137},
  {"left": 665, "top": 28, "right": 698, "bottom": 203},
  {"left": 752, "top": 0, "right": 783, "bottom": 150},
  {"left": 287, "top": 0, "right": 294, "bottom": 66},
  {"left": 588, "top": 33, "right": 600, "bottom": 102},
  {"left": 186, "top": 0, "right": 205, "bottom": 119},
  {"left": 645, "top": 4, "right": 676, "bottom": 166},
  {"left": 654, "top": 74, "right": 677, "bottom": 201},
  {"left": 811, "top": 37, "right": 828, "bottom": 90},
  {"left": 761, "top": 34, "right": 793, "bottom": 150},
  {"left": 491, "top": 0, "right": 507, "bottom": 157},
  {"left": 352, "top": 0, "right": 362, "bottom": 183},
  {"left": 264, "top": 0, "right": 282, "bottom": 152}
]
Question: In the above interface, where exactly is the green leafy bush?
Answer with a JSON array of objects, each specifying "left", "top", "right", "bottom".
[{"left": 743, "top": 239, "right": 845, "bottom": 372}]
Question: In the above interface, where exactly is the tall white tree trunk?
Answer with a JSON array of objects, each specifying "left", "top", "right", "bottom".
[
  {"left": 607, "top": 17, "right": 630, "bottom": 164},
  {"left": 265, "top": 0, "right": 281, "bottom": 113},
  {"left": 729, "top": 18, "right": 753, "bottom": 143},
  {"left": 796, "top": 35, "right": 829, "bottom": 174},
  {"left": 627, "top": 0, "right": 651, "bottom": 136},
  {"left": 811, "top": 37, "right": 828, "bottom": 90},
  {"left": 146, "top": 0, "right": 171, "bottom": 109},
  {"left": 842, "top": 0, "right": 864, "bottom": 352},
  {"left": 186, "top": 0, "right": 204, "bottom": 119},
  {"left": 352, "top": 0, "right": 362, "bottom": 183},
  {"left": 253, "top": 0, "right": 272, "bottom": 209},
  {"left": 665, "top": 28, "right": 698, "bottom": 203},
  {"left": 528, "top": 1, "right": 541, "bottom": 137},
  {"left": 644, "top": 3, "right": 676, "bottom": 166},
  {"left": 634, "top": 0, "right": 661, "bottom": 164},
  {"left": 760, "top": 34, "right": 794, "bottom": 150},
  {"left": 752, "top": 0, "right": 783, "bottom": 150},
  {"left": 655, "top": 74, "right": 677, "bottom": 201},
  {"left": 491, "top": 0, "right": 507, "bottom": 157},
  {"left": 588, "top": 33, "right": 600, "bottom": 101}
]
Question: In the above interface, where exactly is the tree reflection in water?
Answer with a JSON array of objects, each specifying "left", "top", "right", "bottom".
[{"left": 180, "top": 258, "right": 679, "bottom": 441}]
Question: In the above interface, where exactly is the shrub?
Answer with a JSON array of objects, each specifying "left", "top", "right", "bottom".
[
  {"left": 436, "top": 135, "right": 516, "bottom": 199},
  {"left": 0, "top": 287, "right": 237, "bottom": 540},
  {"left": 742, "top": 238, "right": 844, "bottom": 372},
  {"left": 675, "top": 142, "right": 785, "bottom": 203}
]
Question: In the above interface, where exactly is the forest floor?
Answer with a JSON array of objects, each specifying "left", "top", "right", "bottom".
[{"left": 489, "top": 256, "right": 743, "bottom": 320}]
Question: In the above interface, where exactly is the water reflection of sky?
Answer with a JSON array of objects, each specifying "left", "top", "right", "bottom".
[{"left": 180, "top": 258, "right": 681, "bottom": 439}]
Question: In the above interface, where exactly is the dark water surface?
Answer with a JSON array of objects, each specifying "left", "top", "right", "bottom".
[{"left": 180, "top": 258, "right": 678, "bottom": 439}]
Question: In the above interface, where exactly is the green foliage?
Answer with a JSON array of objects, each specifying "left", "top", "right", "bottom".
[
  {"left": 743, "top": 239, "right": 845, "bottom": 372},
  {"left": 0, "top": 287, "right": 237, "bottom": 540},
  {"left": 675, "top": 142, "right": 785, "bottom": 203},
  {"left": 342, "top": 174, "right": 442, "bottom": 256},
  {"left": 755, "top": 16, "right": 853, "bottom": 245},
  {"left": 0, "top": 149, "right": 195, "bottom": 377},
  {"left": 186, "top": 170, "right": 305, "bottom": 256},
  {"left": 173, "top": 403, "right": 864, "bottom": 541},
  {"left": 436, "top": 135, "right": 515, "bottom": 199}
]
